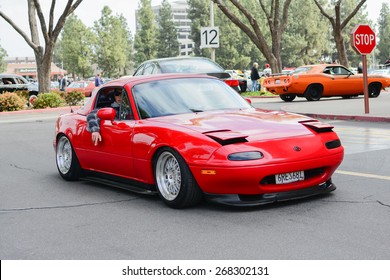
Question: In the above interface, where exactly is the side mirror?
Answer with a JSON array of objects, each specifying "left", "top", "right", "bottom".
[{"left": 97, "top": 107, "right": 116, "bottom": 121}]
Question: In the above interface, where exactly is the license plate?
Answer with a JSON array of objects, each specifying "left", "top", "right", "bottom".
[
  {"left": 275, "top": 79, "right": 280, "bottom": 84},
  {"left": 275, "top": 171, "right": 304, "bottom": 184}
]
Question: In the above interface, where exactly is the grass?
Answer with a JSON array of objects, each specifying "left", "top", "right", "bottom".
[{"left": 242, "top": 90, "right": 275, "bottom": 97}]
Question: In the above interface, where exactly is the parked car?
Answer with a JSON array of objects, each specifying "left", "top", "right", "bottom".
[
  {"left": 54, "top": 74, "right": 344, "bottom": 208},
  {"left": 226, "top": 69, "right": 247, "bottom": 92},
  {"left": 372, "top": 68, "right": 390, "bottom": 77},
  {"left": 264, "top": 64, "right": 390, "bottom": 102},
  {"left": 133, "top": 56, "right": 242, "bottom": 93},
  {"left": 65, "top": 80, "right": 96, "bottom": 97},
  {"left": 0, "top": 73, "right": 34, "bottom": 94}
]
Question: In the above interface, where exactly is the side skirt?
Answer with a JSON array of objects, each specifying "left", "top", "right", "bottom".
[{"left": 81, "top": 170, "right": 157, "bottom": 195}]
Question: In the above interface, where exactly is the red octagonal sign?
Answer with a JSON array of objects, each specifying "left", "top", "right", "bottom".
[{"left": 350, "top": 24, "right": 376, "bottom": 55}]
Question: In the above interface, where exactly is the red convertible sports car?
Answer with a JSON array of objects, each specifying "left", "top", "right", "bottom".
[{"left": 54, "top": 74, "right": 344, "bottom": 208}]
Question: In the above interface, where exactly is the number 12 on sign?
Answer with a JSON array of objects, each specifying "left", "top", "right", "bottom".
[{"left": 200, "top": 27, "right": 220, "bottom": 49}]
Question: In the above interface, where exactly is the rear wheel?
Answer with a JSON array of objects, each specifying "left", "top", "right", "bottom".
[
  {"left": 368, "top": 83, "right": 381, "bottom": 98},
  {"left": 304, "top": 85, "right": 323, "bottom": 101},
  {"left": 154, "top": 147, "right": 203, "bottom": 208},
  {"left": 280, "top": 94, "right": 296, "bottom": 102},
  {"left": 56, "top": 135, "right": 81, "bottom": 181}
]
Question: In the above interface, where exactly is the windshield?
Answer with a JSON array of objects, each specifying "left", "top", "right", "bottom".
[
  {"left": 133, "top": 78, "right": 252, "bottom": 119},
  {"left": 292, "top": 67, "right": 311, "bottom": 74},
  {"left": 68, "top": 82, "right": 88, "bottom": 88},
  {"left": 159, "top": 58, "right": 224, "bottom": 73}
]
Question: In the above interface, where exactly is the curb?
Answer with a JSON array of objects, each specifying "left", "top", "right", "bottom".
[
  {"left": 247, "top": 95, "right": 278, "bottom": 99},
  {"left": 288, "top": 112, "right": 390, "bottom": 123},
  {"left": 0, "top": 106, "right": 80, "bottom": 115}
]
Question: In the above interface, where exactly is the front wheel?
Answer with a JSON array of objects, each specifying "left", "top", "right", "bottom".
[
  {"left": 154, "top": 148, "right": 203, "bottom": 208},
  {"left": 280, "top": 94, "right": 296, "bottom": 102},
  {"left": 368, "top": 83, "right": 381, "bottom": 98},
  {"left": 56, "top": 135, "right": 81, "bottom": 181}
]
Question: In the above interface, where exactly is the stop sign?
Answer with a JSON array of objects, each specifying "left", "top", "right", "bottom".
[{"left": 351, "top": 24, "right": 376, "bottom": 55}]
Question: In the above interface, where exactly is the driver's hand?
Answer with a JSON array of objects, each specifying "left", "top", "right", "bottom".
[{"left": 92, "top": 132, "right": 102, "bottom": 146}]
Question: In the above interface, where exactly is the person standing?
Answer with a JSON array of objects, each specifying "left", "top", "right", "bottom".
[
  {"left": 250, "top": 62, "right": 260, "bottom": 92},
  {"left": 357, "top": 62, "right": 363, "bottom": 74},
  {"left": 263, "top": 63, "right": 272, "bottom": 77},
  {"left": 59, "top": 74, "right": 67, "bottom": 91},
  {"left": 95, "top": 73, "right": 103, "bottom": 87}
]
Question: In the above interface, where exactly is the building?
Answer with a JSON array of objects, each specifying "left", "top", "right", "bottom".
[
  {"left": 137, "top": 0, "right": 194, "bottom": 56},
  {"left": 4, "top": 57, "right": 66, "bottom": 81}
]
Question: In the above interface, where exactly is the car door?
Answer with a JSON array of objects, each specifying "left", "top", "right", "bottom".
[
  {"left": 323, "top": 66, "right": 362, "bottom": 95},
  {"left": 79, "top": 87, "right": 137, "bottom": 179}
]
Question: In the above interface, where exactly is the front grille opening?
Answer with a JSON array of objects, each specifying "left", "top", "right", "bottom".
[{"left": 260, "top": 167, "right": 325, "bottom": 185}]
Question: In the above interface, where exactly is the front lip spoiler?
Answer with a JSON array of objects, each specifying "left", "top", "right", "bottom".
[{"left": 204, "top": 179, "right": 336, "bottom": 206}]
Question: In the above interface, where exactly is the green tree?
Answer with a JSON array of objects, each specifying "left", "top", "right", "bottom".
[
  {"left": 282, "top": 0, "right": 330, "bottom": 67},
  {"left": 119, "top": 15, "right": 134, "bottom": 76},
  {"left": 188, "top": 0, "right": 262, "bottom": 69},
  {"left": 0, "top": 44, "right": 7, "bottom": 72},
  {"left": 342, "top": 0, "right": 370, "bottom": 68},
  {"left": 212, "top": 0, "right": 293, "bottom": 73},
  {"left": 0, "top": 0, "right": 83, "bottom": 93},
  {"left": 134, "top": 0, "right": 158, "bottom": 64},
  {"left": 187, "top": 0, "right": 211, "bottom": 57},
  {"left": 55, "top": 14, "right": 95, "bottom": 79},
  {"left": 377, "top": 2, "right": 390, "bottom": 65},
  {"left": 157, "top": 0, "right": 179, "bottom": 58},
  {"left": 314, "top": 0, "right": 367, "bottom": 67},
  {"left": 94, "top": 6, "right": 133, "bottom": 78},
  {"left": 214, "top": 5, "right": 251, "bottom": 69}
]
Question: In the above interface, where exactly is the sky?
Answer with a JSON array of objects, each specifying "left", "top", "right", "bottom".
[{"left": 0, "top": 0, "right": 388, "bottom": 57}]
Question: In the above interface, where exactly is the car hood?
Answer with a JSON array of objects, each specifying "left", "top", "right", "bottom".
[{"left": 151, "top": 109, "right": 315, "bottom": 143}]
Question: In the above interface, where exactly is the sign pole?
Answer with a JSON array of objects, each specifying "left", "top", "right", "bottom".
[
  {"left": 210, "top": 1, "right": 215, "bottom": 61},
  {"left": 350, "top": 24, "right": 376, "bottom": 115},
  {"left": 362, "top": 55, "right": 369, "bottom": 114}
]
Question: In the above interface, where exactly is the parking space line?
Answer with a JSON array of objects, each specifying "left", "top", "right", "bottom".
[{"left": 336, "top": 170, "right": 390, "bottom": 181}]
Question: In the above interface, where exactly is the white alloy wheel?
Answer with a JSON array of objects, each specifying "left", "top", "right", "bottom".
[
  {"left": 57, "top": 136, "right": 73, "bottom": 175},
  {"left": 155, "top": 151, "right": 182, "bottom": 201}
]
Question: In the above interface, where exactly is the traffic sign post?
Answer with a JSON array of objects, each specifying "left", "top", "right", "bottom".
[
  {"left": 350, "top": 24, "right": 376, "bottom": 114},
  {"left": 200, "top": 1, "right": 219, "bottom": 61}
]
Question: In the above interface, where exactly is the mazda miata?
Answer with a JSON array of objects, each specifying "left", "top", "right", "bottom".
[{"left": 54, "top": 74, "right": 344, "bottom": 208}]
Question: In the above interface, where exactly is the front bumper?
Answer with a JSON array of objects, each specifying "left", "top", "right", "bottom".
[{"left": 204, "top": 179, "right": 335, "bottom": 206}]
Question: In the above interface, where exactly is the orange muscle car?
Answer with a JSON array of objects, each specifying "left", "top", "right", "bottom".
[{"left": 264, "top": 64, "right": 390, "bottom": 102}]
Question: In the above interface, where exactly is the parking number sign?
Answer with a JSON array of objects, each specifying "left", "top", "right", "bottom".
[{"left": 200, "top": 27, "right": 219, "bottom": 48}]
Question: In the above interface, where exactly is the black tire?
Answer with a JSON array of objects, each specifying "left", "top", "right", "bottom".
[
  {"left": 56, "top": 135, "right": 81, "bottom": 181},
  {"left": 154, "top": 147, "right": 203, "bottom": 208},
  {"left": 280, "top": 94, "right": 296, "bottom": 102},
  {"left": 240, "top": 83, "right": 247, "bottom": 93},
  {"left": 304, "top": 85, "right": 323, "bottom": 101},
  {"left": 368, "top": 83, "right": 381, "bottom": 98}
]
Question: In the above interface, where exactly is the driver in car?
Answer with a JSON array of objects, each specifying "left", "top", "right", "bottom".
[{"left": 87, "top": 89, "right": 132, "bottom": 145}]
